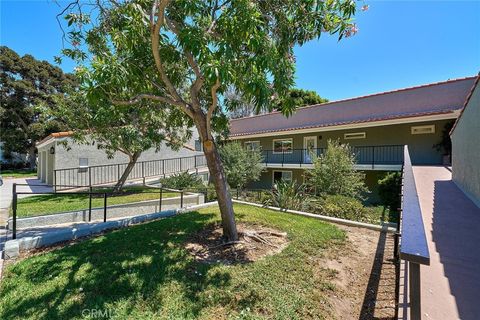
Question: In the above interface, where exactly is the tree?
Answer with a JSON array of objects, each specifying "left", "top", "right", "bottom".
[
  {"left": 52, "top": 93, "right": 191, "bottom": 191},
  {"left": 305, "top": 139, "right": 368, "bottom": 199},
  {"left": 59, "top": 0, "right": 357, "bottom": 241},
  {"left": 219, "top": 142, "right": 264, "bottom": 189},
  {"left": 0, "top": 46, "right": 77, "bottom": 168},
  {"left": 226, "top": 87, "right": 328, "bottom": 119}
]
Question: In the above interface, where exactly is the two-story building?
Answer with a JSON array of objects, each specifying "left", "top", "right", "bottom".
[{"left": 229, "top": 76, "right": 477, "bottom": 192}]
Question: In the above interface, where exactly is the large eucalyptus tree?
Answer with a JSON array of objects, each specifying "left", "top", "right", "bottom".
[{"left": 58, "top": 0, "right": 358, "bottom": 241}]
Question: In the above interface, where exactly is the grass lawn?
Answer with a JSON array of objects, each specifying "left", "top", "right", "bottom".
[
  {"left": 15, "top": 186, "right": 178, "bottom": 218},
  {"left": 0, "top": 203, "right": 346, "bottom": 319},
  {"left": 1, "top": 169, "right": 37, "bottom": 178}
]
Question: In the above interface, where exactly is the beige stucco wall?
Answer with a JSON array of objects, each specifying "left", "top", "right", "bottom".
[{"left": 451, "top": 83, "right": 480, "bottom": 207}]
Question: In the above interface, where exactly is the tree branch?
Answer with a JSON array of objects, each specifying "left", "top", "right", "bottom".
[
  {"left": 206, "top": 78, "right": 221, "bottom": 137},
  {"left": 150, "top": 1, "right": 182, "bottom": 102},
  {"left": 112, "top": 93, "right": 193, "bottom": 118},
  {"left": 164, "top": 16, "right": 204, "bottom": 111}
]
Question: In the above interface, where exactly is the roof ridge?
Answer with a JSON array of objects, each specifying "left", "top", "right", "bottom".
[{"left": 230, "top": 75, "right": 477, "bottom": 122}]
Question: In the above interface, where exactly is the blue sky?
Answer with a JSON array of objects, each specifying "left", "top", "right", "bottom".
[{"left": 1, "top": 0, "right": 479, "bottom": 101}]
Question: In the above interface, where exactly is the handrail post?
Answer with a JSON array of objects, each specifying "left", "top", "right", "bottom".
[
  {"left": 159, "top": 187, "right": 163, "bottom": 212},
  {"left": 103, "top": 193, "right": 107, "bottom": 222},
  {"left": 409, "top": 262, "right": 421, "bottom": 320},
  {"left": 282, "top": 150, "right": 285, "bottom": 167},
  {"left": 88, "top": 186, "right": 92, "bottom": 222},
  {"left": 372, "top": 146, "right": 375, "bottom": 169},
  {"left": 12, "top": 183, "right": 17, "bottom": 240},
  {"left": 180, "top": 190, "right": 184, "bottom": 208},
  {"left": 53, "top": 170, "right": 57, "bottom": 193},
  {"left": 180, "top": 157, "right": 183, "bottom": 171},
  {"left": 300, "top": 148, "right": 303, "bottom": 166},
  {"left": 88, "top": 166, "right": 92, "bottom": 188},
  {"left": 142, "top": 162, "right": 145, "bottom": 185}
]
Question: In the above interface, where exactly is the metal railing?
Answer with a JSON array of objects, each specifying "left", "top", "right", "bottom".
[
  {"left": 260, "top": 144, "right": 404, "bottom": 167},
  {"left": 53, "top": 154, "right": 208, "bottom": 191},
  {"left": 396, "top": 145, "right": 430, "bottom": 319},
  {"left": 10, "top": 183, "right": 212, "bottom": 240}
]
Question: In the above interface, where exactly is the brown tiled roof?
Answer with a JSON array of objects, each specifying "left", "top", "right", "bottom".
[
  {"left": 36, "top": 131, "right": 74, "bottom": 146},
  {"left": 450, "top": 73, "right": 480, "bottom": 135},
  {"left": 229, "top": 76, "right": 477, "bottom": 137}
]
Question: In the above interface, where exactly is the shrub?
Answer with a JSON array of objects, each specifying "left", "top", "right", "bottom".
[
  {"left": 160, "top": 171, "right": 204, "bottom": 190},
  {"left": 378, "top": 172, "right": 402, "bottom": 211},
  {"left": 305, "top": 139, "right": 368, "bottom": 199},
  {"left": 219, "top": 142, "right": 264, "bottom": 189},
  {"left": 309, "top": 194, "right": 376, "bottom": 223},
  {"left": 265, "top": 180, "right": 307, "bottom": 210}
]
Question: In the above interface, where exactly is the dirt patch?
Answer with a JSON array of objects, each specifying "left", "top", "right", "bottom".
[
  {"left": 320, "top": 226, "right": 397, "bottom": 320},
  {"left": 185, "top": 222, "right": 289, "bottom": 264}
]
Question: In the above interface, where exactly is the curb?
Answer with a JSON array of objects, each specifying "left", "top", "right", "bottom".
[
  {"left": 3, "top": 201, "right": 219, "bottom": 260},
  {"left": 232, "top": 199, "right": 397, "bottom": 233}
]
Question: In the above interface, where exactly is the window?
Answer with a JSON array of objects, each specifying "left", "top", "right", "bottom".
[
  {"left": 344, "top": 132, "right": 366, "bottom": 140},
  {"left": 273, "top": 138, "right": 293, "bottom": 153},
  {"left": 79, "top": 158, "right": 89, "bottom": 168},
  {"left": 411, "top": 125, "right": 435, "bottom": 135},
  {"left": 245, "top": 141, "right": 261, "bottom": 151},
  {"left": 273, "top": 170, "right": 293, "bottom": 184},
  {"left": 194, "top": 139, "right": 203, "bottom": 152}
]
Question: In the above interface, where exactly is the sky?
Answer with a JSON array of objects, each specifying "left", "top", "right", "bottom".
[{"left": 1, "top": 0, "right": 479, "bottom": 101}]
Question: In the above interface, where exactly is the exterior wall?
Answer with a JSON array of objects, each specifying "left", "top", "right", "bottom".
[
  {"left": 451, "top": 84, "right": 480, "bottom": 207},
  {"left": 235, "top": 119, "right": 452, "bottom": 165},
  {"left": 36, "top": 134, "right": 204, "bottom": 187},
  {"left": 248, "top": 168, "right": 306, "bottom": 189}
]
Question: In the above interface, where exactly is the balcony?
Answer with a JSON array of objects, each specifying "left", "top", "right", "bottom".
[{"left": 260, "top": 145, "right": 404, "bottom": 171}]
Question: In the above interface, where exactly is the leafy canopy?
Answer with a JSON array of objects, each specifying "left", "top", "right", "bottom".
[
  {"left": 0, "top": 46, "right": 77, "bottom": 166},
  {"left": 59, "top": 0, "right": 357, "bottom": 120},
  {"left": 218, "top": 142, "right": 264, "bottom": 189},
  {"left": 305, "top": 139, "right": 368, "bottom": 199}
]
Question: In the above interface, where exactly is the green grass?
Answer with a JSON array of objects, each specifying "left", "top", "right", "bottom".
[
  {"left": 15, "top": 186, "right": 178, "bottom": 218},
  {"left": 0, "top": 203, "right": 346, "bottom": 320},
  {"left": 1, "top": 169, "right": 37, "bottom": 178}
]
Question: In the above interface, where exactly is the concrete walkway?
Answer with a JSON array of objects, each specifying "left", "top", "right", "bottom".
[{"left": 413, "top": 166, "right": 480, "bottom": 320}]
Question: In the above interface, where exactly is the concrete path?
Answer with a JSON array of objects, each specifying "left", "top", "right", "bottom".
[
  {"left": 413, "top": 166, "right": 480, "bottom": 320},
  {"left": 0, "top": 177, "right": 52, "bottom": 225}
]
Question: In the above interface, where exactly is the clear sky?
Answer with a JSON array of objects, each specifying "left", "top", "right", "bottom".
[{"left": 1, "top": 0, "right": 479, "bottom": 101}]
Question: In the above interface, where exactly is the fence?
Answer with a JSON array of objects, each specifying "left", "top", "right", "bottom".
[
  {"left": 395, "top": 145, "right": 430, "bottom": 319},
  {"left": 261, "top": 144, "right": 404, "bottom": 167},
  {"left": 10, "top": 183, "right": 211, "bottom": 239},
  {"left": 53, "top": 154, "right": 208, "bottom": 191}
]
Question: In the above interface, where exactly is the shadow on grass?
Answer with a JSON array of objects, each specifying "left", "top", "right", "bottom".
[{"left": 0, "top": 211, "right": 256, "bottom": 319}]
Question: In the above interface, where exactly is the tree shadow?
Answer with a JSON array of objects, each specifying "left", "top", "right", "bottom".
[
  {"left": 358, "top": 231, "right": 397, "bottom": 320},
  {"left": 0, "top": 211, "right": 260, "bottom": 319}
]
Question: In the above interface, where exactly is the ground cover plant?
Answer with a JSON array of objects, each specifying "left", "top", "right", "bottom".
[
  {"left": 14, "top": 185, "right": 177, "bottom": 218},
  {"left": 0, "top": 203, "right": 347, "bottom": 319}
]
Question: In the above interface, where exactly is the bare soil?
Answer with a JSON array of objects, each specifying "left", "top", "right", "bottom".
[
  {"left": 322, "top": 226, "right": 397, "bottom": 320},
  {"left": 185, "top": 222, "right": 289, "bottom": 264}
]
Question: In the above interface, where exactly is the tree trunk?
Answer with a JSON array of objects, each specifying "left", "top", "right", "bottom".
[
  {"left": 201, "top": 137, "right": 239, "bottom": 242},
  {"left": 27, "top": 145, "right": 36, "bottom": 170},
  {"left": 113, "top": 152, "right": 141, "bottom": 192}
]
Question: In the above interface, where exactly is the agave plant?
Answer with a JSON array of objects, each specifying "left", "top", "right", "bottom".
[{"left": 265, "top": 180, "right": 307, "bottom": 211}]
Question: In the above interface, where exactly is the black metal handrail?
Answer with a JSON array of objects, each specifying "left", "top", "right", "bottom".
[
  {"left": 10, "top": 183, "right": 211, "bottom": 240},
  {"left": 259, "top": 144, "right": 404, "bottom": 167},
  {"left": 53, "top": 154, "right": 208, "bottom": 191}
]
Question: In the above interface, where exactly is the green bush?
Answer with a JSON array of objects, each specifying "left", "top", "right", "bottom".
[
  {"left": 219, "top": 142, "right": 264, "bottom": 189},
  {"left": 265, "top": 180, "right": 307, "bottom": 211},
  {"left": 378, "top": 172, "right": 402, "bottom": 211},
  {"left": 305, "top": 139, "right": 368, "bottom": 199},
  {"left": 308, "top": 194, "right": 377, "bottom": 223},
  {"left": 160, "top": 171, "right": 205, "bottom": 190}
]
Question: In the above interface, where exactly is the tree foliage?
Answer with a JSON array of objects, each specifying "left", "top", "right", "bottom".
[
  {"left": 377, "top": 172, "right": 402, "bottom": 211},
  {"left": 51, "top": 92, "right": 192, "bottom": 190},
  {"left": 0, "top": 46, "right": 77, "bottom": 168},
  {"left": 226, "top": 87, "right": 328, "bottom": 119},
  {"left": 58, "top": 0, "right": 358, "bottom": 241},
  {"left": 305, "top": 139, "right": 368, "bottom": 199},
  {"left": 218, "top": 142, "right": 264, "bottom": 189}
]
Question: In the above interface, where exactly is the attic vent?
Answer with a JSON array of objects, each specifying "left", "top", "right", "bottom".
[
  {"left": 411, "top": 125, "right": 435, "bottom": 135},
  {"left": 344, "top": 132, "right": 366, "bottom": 140}
]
